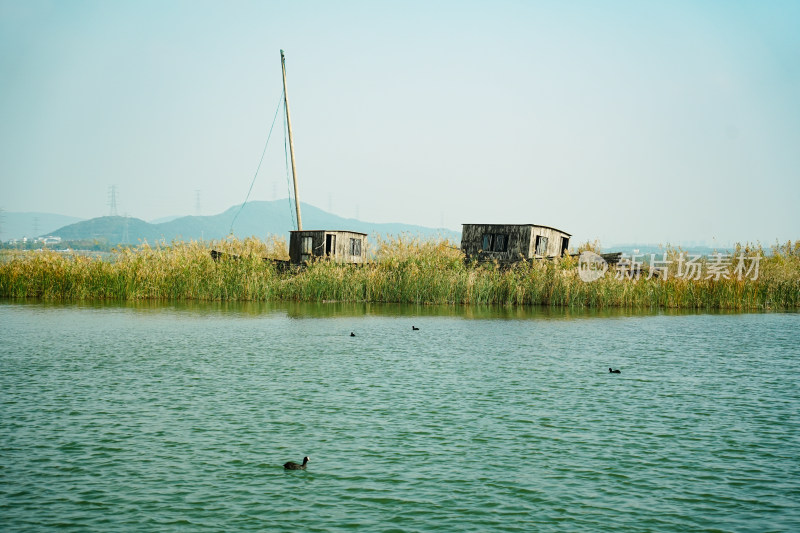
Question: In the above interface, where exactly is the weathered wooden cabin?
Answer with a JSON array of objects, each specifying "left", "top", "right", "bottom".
[
  {"left": 289, "top": 230, "right": 368, "bottom": 265},
  {"left": 461, "top": 224, "right": 571, "bottom": 262}
]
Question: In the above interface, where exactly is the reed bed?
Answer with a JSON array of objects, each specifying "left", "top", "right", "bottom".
[{"left": 1, "top": 237, "right": 798, "bottom": 310}]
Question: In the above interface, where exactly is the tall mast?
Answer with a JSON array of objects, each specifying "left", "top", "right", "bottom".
[{"left": 281, "top": 49, "right": 303, "bottom": 231}]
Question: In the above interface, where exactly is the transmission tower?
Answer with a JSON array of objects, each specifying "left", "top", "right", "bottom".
[{"left": 108, "top": 185, "right": 119, "bottom": 216}]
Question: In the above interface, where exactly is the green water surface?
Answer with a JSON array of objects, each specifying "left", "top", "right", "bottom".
[{"left": 1, "top": 301, "right": 799, "bottom": 531}]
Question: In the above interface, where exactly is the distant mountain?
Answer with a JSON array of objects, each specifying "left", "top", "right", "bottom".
[
  {"left": 48, "top": 201, "right": 461, "bottom": 245},
  {"left": 148, "top": 215, "right": 182, "bottom": 224},
  {"left": 607, "top": 243, "right": 736, "bottom": 256},
  {"left": 52, "top": 216, "right": 160, "bottom": 244},
  {"left": 0, "top": 212, "right": 85, "bottom": 241}
]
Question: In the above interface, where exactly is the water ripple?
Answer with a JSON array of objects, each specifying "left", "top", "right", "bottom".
[{"left": 1, "top": 304, "right": 799, "bottom": 531}]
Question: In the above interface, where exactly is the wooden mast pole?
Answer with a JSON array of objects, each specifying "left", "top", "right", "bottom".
[{"left": 281, "top": 49, "right": 303, "bottom": 231}]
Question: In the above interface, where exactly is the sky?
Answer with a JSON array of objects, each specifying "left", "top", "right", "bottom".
[{"left": 1, "top": 0, "right": 798, "bottom": 246}]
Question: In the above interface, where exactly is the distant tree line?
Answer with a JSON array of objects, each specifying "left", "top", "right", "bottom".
[{"left": 0, "top": 239, "right": 114, "bottom": 252}]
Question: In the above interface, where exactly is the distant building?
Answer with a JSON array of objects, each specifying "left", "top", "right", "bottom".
[
  {"left": 461, "top": 224, "right": 571, "bottom": 263},
  {"left": 289, "top": 230, "right": 368, "bottom": 265}
]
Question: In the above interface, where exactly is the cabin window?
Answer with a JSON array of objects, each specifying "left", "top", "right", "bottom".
[
  {"left": 560, "top": 236, "right": 569, "bottom": 256},
  {"left": 481, "top": 233, "right": 508, "bottom": 253},
  {"left": 349, "top": 238, "right": 362, "bottom": 257},
  {"left": 301, "top": 236, "right": 313, "bottom": 262},
  {"left": 326, "top": 234, "right": 336, "bottom": 257},
  {"left": 535, "top": 235, "right": 549, "bottom": 256},
  {"left": 493, "top": 234, "right": 508, "bottom": 252}
]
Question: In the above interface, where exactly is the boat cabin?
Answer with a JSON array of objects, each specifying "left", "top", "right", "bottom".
[
  {"left": 461, "top": 224, "right": 571, "bottom": 262},
  {"left": 289, "top": 230, "right": 368, "bottom": 265}
]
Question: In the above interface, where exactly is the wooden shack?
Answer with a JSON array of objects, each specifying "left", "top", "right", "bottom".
[
  {"left": 289, "top": 230, "right": 368, "bottom": 265},
  {"left": 461, "top": 224, "right": 571, "bottom": 262}
]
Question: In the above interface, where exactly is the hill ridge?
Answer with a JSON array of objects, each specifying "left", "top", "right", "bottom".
[{"left": 47, "top": 201, "right": 460, "bottom": 245}]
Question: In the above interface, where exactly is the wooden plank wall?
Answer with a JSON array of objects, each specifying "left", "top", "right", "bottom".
[
  {"left": 289, "top": 230, "right": 323, "bottom": 264},
  {"left": 461, "top": 224, "right": 532, "bottom": 262},
  {"left": 462, "top": 224, "right": 570, "bottom": 262},
  {"left": 529, "top": 227, "right": 570, "bottom": 257},
  {"left": 331, "top": 231, "right": 367, "bottom": 264},
  {"left": 289, "top": 230, "right": 367, "bottom": 264}
]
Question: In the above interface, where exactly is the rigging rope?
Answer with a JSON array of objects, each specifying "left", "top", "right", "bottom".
[{"left": 229, "top": 90, "right": 285, "bottom": 236}]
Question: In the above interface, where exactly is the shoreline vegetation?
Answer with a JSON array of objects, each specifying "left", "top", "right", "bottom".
[{"left": 0, "top": 237, "right": 798, "bottom": 310}]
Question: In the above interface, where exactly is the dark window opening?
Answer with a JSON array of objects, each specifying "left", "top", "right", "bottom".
[
  {"left": 326, "top": 234, "right": 336, "bottom": 257},
  {"left": 481, "top": 233, "right": 508, "bottom": 253},
  {"left": 349, "top": 238, "right": 362, "bottom": 257},
  {"left": 493, "top": 234, "right": 507, "bottom": 252},
  {"left": 535, "top": 235, "right": 549, "bottom": 256},
  {"left": 560, "top": 236, "right": 569, "bottom": 256}
]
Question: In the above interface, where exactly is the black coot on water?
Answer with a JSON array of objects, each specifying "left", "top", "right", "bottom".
[{"left": 284, "top": 457, "right": 310, "bottom": 470}]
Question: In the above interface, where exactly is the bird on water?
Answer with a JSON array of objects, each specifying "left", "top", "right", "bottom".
[
  {"left": 412, "top": 326, "right": 419, "bottom": 331},
  {"left": 609, "top": 368, "right": 621, "bottom": 374},
  {"left": 284, "top": 457, "right": 310, "bottom": 470},
  {"left": 350, "top": 332, "right": 356, "bottom": 337}
]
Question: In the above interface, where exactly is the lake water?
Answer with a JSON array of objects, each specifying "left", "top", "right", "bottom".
[{"left": 1, "top": 301, "right": 799, "bottom": 532}]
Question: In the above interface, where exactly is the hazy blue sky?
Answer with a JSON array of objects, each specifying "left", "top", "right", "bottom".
[{"left": 2, "top": 0, "right": 798, "bottom": 245}]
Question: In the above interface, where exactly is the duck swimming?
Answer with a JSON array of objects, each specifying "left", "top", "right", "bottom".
[
  {"left": 412, "top": 326, "right": 419, "bottom": 331},
  {"left": 284, "top": 456, "right": 310, "bottom": 470},
  {"left": 609, "top": 368, "right": 621, "bottom": 374}
]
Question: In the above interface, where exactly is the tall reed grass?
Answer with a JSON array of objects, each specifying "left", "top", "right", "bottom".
[{"left": 1, "top": 236, "right": 797, "bottom": 309}]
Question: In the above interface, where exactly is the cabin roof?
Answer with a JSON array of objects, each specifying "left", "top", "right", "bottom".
[
  {"left": 462, "top": 223, "right": 571, "bottom": 237},
  {"left": 290, "top": 229, "right": 368, "bottom": 236}
]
